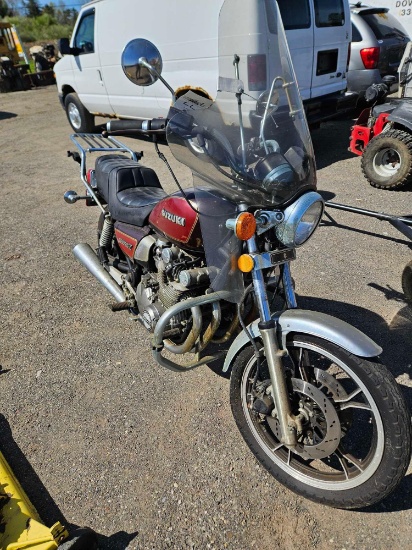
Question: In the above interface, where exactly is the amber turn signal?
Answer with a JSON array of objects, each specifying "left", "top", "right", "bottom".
[
  {"left": 235, "top": 212, "right": 256, "bottom": 241},
  {"left": 238, "top": 254, "right": 254, "bottom": 272}
]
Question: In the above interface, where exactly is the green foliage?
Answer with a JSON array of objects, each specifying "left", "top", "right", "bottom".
[
  {"left": 6, "top": 12, "right": 76, "bottom": 42},
  {"left": 1, "top": 1, "right": 80, "bottom": 42}
]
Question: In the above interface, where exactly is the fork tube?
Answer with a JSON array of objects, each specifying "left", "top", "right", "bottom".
[
  {"left": 247, "top": 237, "right": 297, "bottom": 447},
  {"left": 282, "top": 262, "right": 297, "bottom": 309}
]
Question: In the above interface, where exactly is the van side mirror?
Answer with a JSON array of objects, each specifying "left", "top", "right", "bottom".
[
  {"left": 121, "top": 39, "right": 163, "bottom": 86},
  {"left": 58, "top": 38, "right": 71, "bottom": 56},
  {"left": 121, "top": 38, "right": 175, "bottom": 100}
]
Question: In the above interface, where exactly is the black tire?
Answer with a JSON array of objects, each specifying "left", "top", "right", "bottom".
[
  {"left": 64, "top": 93, "right": 95, "bottom": 133},
  {"left": 361, "top": 129, "right": 412, "bottom": 189},
  {"left": 230, "top": 334, "right": 411, "bottom": 509},
  {"left": 402, "top": 260, "right": 412, "bottom": 305}
]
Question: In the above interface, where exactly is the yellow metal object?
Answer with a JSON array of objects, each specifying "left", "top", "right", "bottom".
[
  {"left": 238, "top": 254, "right": 254, "bottom": 272},
  {"left": 0, "top": 22, "right": 21, "bottom": 65},
  {"left": 0, "top": 451, "right": 69, "bottom": 550}
]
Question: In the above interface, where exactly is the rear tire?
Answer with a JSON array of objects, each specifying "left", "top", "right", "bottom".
[
  {"left": 230, "top": 335, "right": 411, "bottom": 509},
  {"left": 361, "top": 129, "right": 412, "bottom": 189},
  {"left": 64, "top": 93, "right": 95, "bottom": 133}
]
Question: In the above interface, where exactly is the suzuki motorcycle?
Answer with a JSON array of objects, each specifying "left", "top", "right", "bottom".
[{"left": 64, "top": 0, "right": 411, "bottom": 509}]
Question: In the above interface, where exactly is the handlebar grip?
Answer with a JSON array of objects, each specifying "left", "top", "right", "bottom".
[{"left": 106, "top": 118, "right": 167, "bottom": 132}]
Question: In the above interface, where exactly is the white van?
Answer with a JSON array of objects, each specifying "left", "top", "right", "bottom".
[
  {"left": 359, "top": 0, "right": 412, "bottom": 38},
  {"left": 55, "top": 0, "right": 355, "bottom": 132}
]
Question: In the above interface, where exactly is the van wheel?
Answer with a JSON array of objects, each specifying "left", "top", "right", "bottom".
[
  {"left": 65, "top": 93, "right": 95, "bottom": 133},
  {"left": 361, "top": 129, "right": 412, "bottom": 189}
]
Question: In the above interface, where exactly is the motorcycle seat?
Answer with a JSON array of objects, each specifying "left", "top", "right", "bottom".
[{"left": 95, "top": 154, "right": 167, "bottom": 226}]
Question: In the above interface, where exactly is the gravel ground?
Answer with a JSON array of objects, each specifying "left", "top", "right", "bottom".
[{"left": 0, "top": 86, "right": 411, "bottom": 550}]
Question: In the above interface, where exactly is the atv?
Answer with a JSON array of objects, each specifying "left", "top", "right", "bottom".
[{"left": 349, "top": 41, "right": 412, "bottom": 190}]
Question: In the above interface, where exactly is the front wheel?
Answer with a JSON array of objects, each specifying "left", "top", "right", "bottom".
[
  {"left": 230, "top": 334, "right": 411, "bottom": 509},
  {"left": 361, "top": 129, "right": 412, "bottom": 189},
  {"left": 64, "top": 92, "right": 95, "bottom": 133}
]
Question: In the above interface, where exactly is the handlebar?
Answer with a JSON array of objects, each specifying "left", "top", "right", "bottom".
[{"left": 106, "top": 118, "right": 167, "bottom": 133}]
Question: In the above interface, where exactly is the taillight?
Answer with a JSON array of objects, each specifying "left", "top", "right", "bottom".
[
  {"left": 86, "top": 168, "right": 96, "bottom": 187},
  {"left": 347, "top": 44, "right": 351, "bottom": 72},
  {"left": 360, "top": 47, "right": 380, "bottom": 69},
  {"left": 247, "top": 54, "right": 267, "bottom": 91}
]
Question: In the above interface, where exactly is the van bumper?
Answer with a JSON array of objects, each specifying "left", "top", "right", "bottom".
[{"left": 304, "top": 91, "right": 358, "bottom": 125}]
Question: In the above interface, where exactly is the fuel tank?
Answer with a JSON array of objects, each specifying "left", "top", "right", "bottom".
[
  {"left": 149, "top": 188, "right": 240, "bottom": 253},
  {"left": 148, "top": 188, "right": 202, "bottom": 251}
]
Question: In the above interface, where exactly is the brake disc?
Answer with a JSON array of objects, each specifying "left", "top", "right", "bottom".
[{"left": 267, "top": 377, "right": 342, "bottom": 460}]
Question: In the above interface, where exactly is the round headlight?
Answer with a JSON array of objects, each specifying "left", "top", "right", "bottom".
[{"left": 276, "top": 192, "right": 324, "bottom": 248}]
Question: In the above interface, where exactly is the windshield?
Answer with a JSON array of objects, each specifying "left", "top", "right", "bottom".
[
  {"left": 166, "top": 0, "right": 316, "bottom": 209},
  {"left": 166, "top": 0, "right": 317, "bottom": 300}
]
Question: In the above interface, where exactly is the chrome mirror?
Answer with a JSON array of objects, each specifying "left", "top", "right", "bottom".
[{"left": 121, "top": 39, "right": 163, "bottom": 87}]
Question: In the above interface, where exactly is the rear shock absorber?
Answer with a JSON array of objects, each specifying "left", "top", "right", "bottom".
[
  {"left": 98, "top": 215, "right": 114, "bottom": 264},
  {"left": 99, "top": 215, "right": 114, "bottom": 248}
]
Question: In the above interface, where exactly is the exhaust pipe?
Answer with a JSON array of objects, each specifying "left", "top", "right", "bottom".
[{"left": 73, "top": 243, "right": 126, "bottom": 303}]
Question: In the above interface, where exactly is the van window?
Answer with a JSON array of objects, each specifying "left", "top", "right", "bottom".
[
  {"left": 314, "top": 0, "right": 345, "bottom": 27},
  {"left": 74, "top": 10, "right": 95, "bottom": 54},
  {"left": 276, "top": 0, "right": 311, "bottom": 30}
]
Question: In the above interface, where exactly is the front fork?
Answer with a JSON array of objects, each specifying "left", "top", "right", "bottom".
[{"left": 247, "top": 236, "right": 298, "bottom": 448}]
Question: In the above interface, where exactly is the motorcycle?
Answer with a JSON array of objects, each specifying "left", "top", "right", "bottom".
[{"left": 64, "top": 0, "right": 411, "bottom": 509}]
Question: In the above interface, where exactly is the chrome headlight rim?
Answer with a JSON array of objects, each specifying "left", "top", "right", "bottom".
[{"left": 275, "top": 191, "right": 324, "bottom": 248}]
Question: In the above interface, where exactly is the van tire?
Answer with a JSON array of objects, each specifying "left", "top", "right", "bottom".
[
  {"left": 361, "top": 129, "right": 412, "bottom": 189},
  {"left": 65, "top": 93, "right": 95, "bottom": 133}
]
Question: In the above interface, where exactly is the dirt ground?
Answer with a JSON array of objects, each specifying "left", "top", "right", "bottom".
[{"left": 0, "top": 86, "right": 412, "bottom": 550}]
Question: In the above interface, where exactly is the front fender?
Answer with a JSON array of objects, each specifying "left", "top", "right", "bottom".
[
  {"left": 222, "top": 309, "right": 382, "bottom": 373},
  {"left": 387, "top": 103, "right": 412, "bottom": 133}
]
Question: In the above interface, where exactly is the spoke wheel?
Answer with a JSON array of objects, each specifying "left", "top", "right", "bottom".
[{"left": 230, "top": 334, "right": 411, "bottom": 508}]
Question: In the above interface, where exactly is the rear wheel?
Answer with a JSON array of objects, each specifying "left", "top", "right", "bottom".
[
  {"left": 402, "top": 260, "right": 412, "bottom": 305},
  {"left": 64, "top": 92, "right": 95, "bottom": 133},
  {"left": 361, "top": 129, "right": 412, "bottom": 189},
  {"left": 230, "top": 334, "right": 411, "bottom": 509}
]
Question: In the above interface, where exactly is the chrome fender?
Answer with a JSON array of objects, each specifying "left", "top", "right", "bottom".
[{"left": 223, "top": 309, "right": 382, "bottom": 373}]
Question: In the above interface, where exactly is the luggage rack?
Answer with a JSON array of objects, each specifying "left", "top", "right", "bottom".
[{"left": 68, "top": 132, "right": 143, "bottom": 214}]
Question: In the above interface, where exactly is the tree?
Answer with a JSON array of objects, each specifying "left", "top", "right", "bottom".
[
  {"left": 6, "top": 0, "right": 20, "bottom": 16},
  {"left": 23, "top": 0, "right": 41, "bottom": 18},
  {"left": 42, "top": 3, "right": 56, "bottom": 18},
  {"left": 0, "top": 0, "right": 11, "bottom": 17}
]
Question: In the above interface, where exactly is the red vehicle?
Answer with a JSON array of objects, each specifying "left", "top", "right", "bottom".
[{"left": 349, "top": 44, "right": 412, "bottom": 190}]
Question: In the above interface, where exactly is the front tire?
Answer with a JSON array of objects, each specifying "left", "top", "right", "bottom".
[
  {"left": 64, "top": 92, "right": 95, "bottom": 133},
  {"left": 230, "top": 334, "right": 411, "bottom": 509},
  {"left": 361, "top": 129, "right": 412, "bottom": 189}
]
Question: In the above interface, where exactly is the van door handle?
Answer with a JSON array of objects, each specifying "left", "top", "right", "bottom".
[{"left": 97, "top": 69, "right": 104, "bottom": 86}]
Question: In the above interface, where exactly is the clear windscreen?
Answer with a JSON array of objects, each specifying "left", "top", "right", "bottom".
[{"left": 166, "top": 0, "right": 316, "bottom": 301}]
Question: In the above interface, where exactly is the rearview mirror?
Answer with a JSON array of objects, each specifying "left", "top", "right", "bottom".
[
  {"left": 121, "top": 39, "right": 163, "bottom": 87},
  {"left": 58, "top": 37, "right": 71, "bottom": 56}
]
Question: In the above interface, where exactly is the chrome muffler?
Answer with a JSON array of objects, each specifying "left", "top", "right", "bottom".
[{"left": 73, "top": 243, "right": 126, "bottom": 303}]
